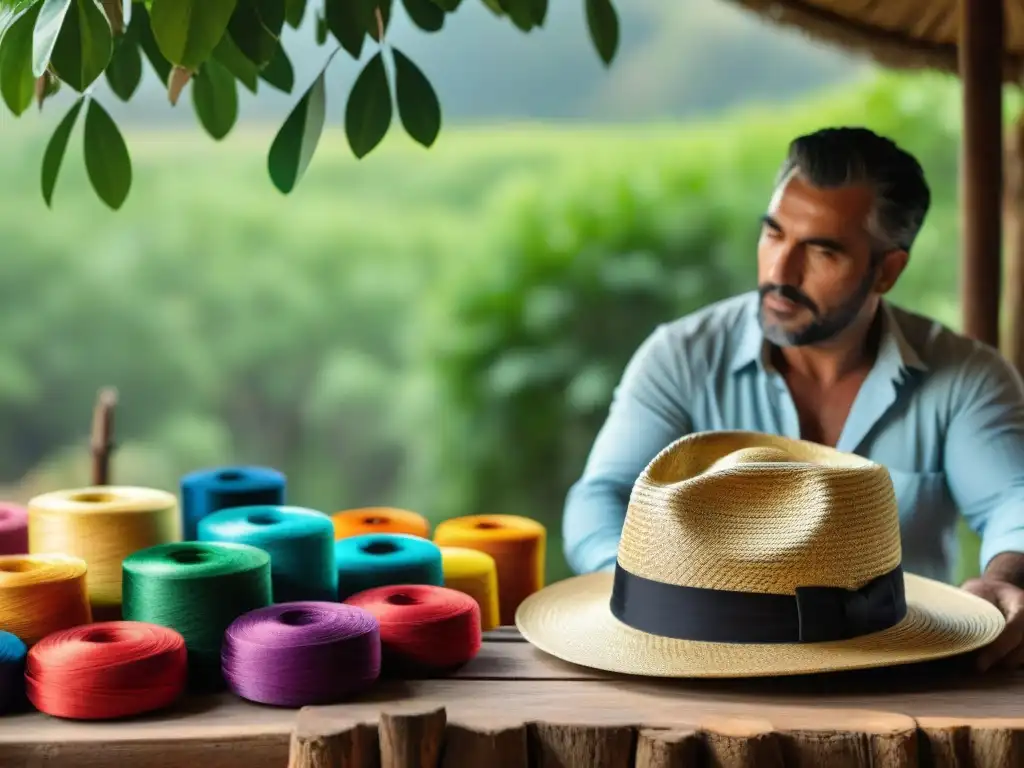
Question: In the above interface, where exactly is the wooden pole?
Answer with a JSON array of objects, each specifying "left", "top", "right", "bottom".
[
  {"left": 90, "top": 387, "right": 118, "bottom": 486},
  {"left": 958, "top": 0, "right": 1004, "bottom": 347},
  {"left": 1005, "top": 112, "right": 1024, "bottom": 374}
]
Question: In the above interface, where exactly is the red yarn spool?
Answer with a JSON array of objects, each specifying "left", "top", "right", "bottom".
[
  {"left": 25, "top": 621, "right": 187, "bottom": 720},
  {"left": 345, "top": 584, "right": 481, "bottom": 676}
]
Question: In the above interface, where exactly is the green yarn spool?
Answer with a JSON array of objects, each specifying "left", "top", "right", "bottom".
[{"left": 121, "top": 541, "right": 272, "bottom": 691}]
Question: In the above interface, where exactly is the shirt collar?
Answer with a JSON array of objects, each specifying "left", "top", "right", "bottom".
[{"left": 729, "top": 294, "right": 928, "bottom": 375}]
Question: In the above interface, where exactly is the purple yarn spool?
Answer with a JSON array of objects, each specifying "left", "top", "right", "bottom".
[
  {"left": 222, "top": 601, "right": 381, "bottom": 706},
  {"left": 0, "top": 504, "right": 28, "bottom": 555}
]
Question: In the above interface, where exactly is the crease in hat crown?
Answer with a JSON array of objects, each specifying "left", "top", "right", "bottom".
[{"left": 618, "top": 431, "right": 901, "bottom": 595}]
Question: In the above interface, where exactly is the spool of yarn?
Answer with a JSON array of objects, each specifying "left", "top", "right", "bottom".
[
  {"left": 433, "top": 515, "right": 546, "bottom": 626},
  {"left": 0, "top": 630, "right": 27, "bottom": 713},
  {"left": 122, "top": 541, "right": 272, "bottom": 691},
  {"left": 331, "top": 507, "right": 430, "bottom": 540},
  {"left": 335, "top": 533, "right": 444, "bottom": 601},
  {"left": 25, "top": 621, "right": 187, "bottom": 720},
  {"left": 440, "top": 547, "right": 500, "bottom": 632},
  {"left": 222, "top": 601, "right": 381, "bottom": 706},
  {"left": 28, "top": 487, "right": 181, "bottom": 618},
  {"left": 198, "top": 505, "right": 336, "bottom": 602},
  {"left": 0, "top": 503, "right": 28, "bottom": 555},
  {"left": 0, "top": 554, "right": 92, "bottom": 645},
  {"left": 180, "top": 466, "right": 286, "bottom": 541},
  {"left": 346, "top": 584, "right": 481, "bottom": 676}
]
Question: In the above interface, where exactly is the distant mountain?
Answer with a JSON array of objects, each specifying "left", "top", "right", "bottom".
[{"left": 23, "top": 0, "right": 872, "bottom": 128}]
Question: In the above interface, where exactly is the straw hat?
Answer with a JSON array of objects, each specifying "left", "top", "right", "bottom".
[{"left": 516, "top": 431, "right": 1006, "bottom": 677}]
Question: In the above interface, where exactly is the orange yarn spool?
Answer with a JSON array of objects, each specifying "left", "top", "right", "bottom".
[
  {"left": 25, "top": 621, "right": 187, "bottom": 720},
  {"left": 346, "top": 584, "right": 480, "bottom": 676},
  {"left": 433, "top": 515, "right": 546, "bottom": 626},
  {"left": 331, "top": 507, "right": 429, "bottom": 540}
]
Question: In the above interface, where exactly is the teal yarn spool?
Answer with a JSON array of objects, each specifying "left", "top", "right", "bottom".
[
  {"left": 335, "top": 533, "right": 444, "bottom": 601},
  {"left": 197, "top": 505, "right": 337, "bottom": 602},
  {"left": 121, "top": 542, "right": 272, "bottom": 692},
  {"left": 0, "top": 629, "right": 26, "bottom": 713}
]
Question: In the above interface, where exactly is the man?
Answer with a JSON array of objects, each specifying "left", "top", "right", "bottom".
[{"left": 563, "top": 127, "right": 1024, "bottom": 671}]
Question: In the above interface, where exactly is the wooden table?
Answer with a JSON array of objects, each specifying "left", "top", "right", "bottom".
[{"left": 2, "top": 627, "right": 1023, "bottom": 767}]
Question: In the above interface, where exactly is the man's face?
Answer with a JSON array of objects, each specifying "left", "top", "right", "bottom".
[{"left": 756, "top": 173, "right": 884, "bottom": 347}]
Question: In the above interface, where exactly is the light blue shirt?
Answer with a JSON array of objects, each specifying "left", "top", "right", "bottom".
[{"left": 563, "top": 291, "right": 1024, "bottom": 583}]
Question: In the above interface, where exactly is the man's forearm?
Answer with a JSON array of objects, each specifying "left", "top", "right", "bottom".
[
  {"left": 562, "top": 478, "right": 628, "bottom": 574},
  {"left": 983, "top": 551, "right": 1024, "bottom": 589}
]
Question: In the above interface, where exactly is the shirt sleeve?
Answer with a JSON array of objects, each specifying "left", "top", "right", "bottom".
[
  {"left": 944, "top": 344, "right": 1024, "bottom": 574},
  {"left": 562, "top": 324, "right": 693, "bottom": 574}
]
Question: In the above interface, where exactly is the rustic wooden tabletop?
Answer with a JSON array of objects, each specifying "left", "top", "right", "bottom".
[{"left": 2, "top": 627, "right": 1022, "bottom": 768}]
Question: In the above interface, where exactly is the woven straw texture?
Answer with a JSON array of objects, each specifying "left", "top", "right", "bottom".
[
  {"left": 722, "top": 0, "right": 1024, "bottom": 83},
  {"left": 516, "top": 431, "right": 1005, "bottom": 677},
  {"left": 621, "top": 432, "right": 899, "bottom": 594}
]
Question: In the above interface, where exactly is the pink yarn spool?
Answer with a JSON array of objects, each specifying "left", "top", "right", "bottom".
[{"left": 0, "top": 504, "right": 28, "bottom": 555}]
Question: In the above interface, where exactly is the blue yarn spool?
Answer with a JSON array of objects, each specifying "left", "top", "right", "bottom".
[
  {"left": 197, "top": 505, "right": 337, "bottom": 602},
  {"left": 180, "top": 466, "right": 286, "bottom": 541},
  {"left": 335, "top": 533, "right": 444, "bottom": 601},
  {"left": 0, "top": 630, "right": 27, "bottom": 713}
]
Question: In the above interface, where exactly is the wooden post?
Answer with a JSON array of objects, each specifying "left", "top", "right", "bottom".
[
  {"left": 90, "top": 387, "right": 117, "bottom": 486},
  {"left": 958, "top": 0, "right": 1004, "bottom": 347},
  {"left": 1005, "top": 112, "right": 1024, "bottom": 374}
]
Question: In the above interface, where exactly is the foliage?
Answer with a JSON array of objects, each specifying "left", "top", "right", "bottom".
[
  {"left": 0, "top": 0, "right": 621, "bottom": 208},
  {"left": 0, "top": 71, "right": 978, "bottom": 582},
  {"left": 399, "top": 71, "right": 973, "bottom": 581}
]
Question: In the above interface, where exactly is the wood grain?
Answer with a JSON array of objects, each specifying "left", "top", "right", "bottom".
[
  {"left": 379, "top": 708, "right": 447, "bottom": 767},
  {"left": 3, "top": 646, "right": 1024, "bottom": 768},
  {"left": 452, "top": 638, "right": 610, "bottom": 680}
]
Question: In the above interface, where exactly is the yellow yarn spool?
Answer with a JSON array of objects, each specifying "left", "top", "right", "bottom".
[
  {"left": 29, "top": 487, "right": 181, "bottom": 616},
  {"left": 440, "top": 546, "right": 500, "bottom": 631},
  {"left": 0, "top": 554, "right": 92, "bottom": 645},
  {"left": 433, "top": 515, "right": 546, "bottom": 626}
]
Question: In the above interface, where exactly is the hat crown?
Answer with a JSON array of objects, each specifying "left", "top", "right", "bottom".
[{"left": 618, "top": 431, "right": 901, "bottom": 596}]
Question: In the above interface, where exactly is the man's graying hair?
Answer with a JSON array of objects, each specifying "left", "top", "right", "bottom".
[{"left": 775, "top": 127, "right": 931, "bottom": 255}]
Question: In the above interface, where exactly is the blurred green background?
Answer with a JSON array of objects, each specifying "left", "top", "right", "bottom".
[{"left": 0, "top": 0, "right": 999, "bottom": 587}]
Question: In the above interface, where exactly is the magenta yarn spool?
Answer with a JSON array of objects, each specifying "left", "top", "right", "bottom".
[
  {"left": 222, "top": 601, "right": 381, "bottom": 706},
  {"left": 0, "top": 504, "right": 28, "bottom": 555}
]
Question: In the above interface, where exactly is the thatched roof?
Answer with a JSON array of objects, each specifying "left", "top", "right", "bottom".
[{"left": 723, "top": 0, "right": 1024, "bottom": 83}]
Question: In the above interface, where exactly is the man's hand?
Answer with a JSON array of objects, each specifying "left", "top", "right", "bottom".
[{"left": 961, "top": 577, "right": 1024, "bottom": 671}]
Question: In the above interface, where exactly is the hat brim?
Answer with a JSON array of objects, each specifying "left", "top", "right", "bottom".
[{"left": 515, "top": 571, "right": 1006, "bottom": 678}]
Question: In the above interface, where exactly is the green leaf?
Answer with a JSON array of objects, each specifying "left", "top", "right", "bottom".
[
  {"left": 584, "top": 0, "right": 616, "bottom": 66},
  {"left": 48, "top": 0, "right": 112, "bottom": 92},
  {"left": 496, "top": 0, "right": 533, "bottom": 31},
  {"left": 104, "top": 17, "right": 140, "bottom": 100},
  {"left": 402, "top": 0, "right": 442, "bottom": 32},
  {"left": 149, "top": 0, "right": 237, "bottom": 70},
  {"left": 314, "top": 10, "right": 326, "bottom": 45},
  {"left": 356, "top": 0, "right": 391, "bottom": 41},
  {"left": 527, "top": 0, "right": 545, "bottom": 25},
  {"left": 344, "top": 50, "right": 391, "bottom": 159},
  {"left": 134, "top": 3, "right": 170, "bottom": 83},
  {"left": 192, "top": 57, "right": 237, "bottom": 139},
  {"left": 40, "top": 94, "right": 82, "bottom": 206},
  {"left": 267, "top": 67, "right": 326, "bottom": 194},
  {"left": 430, "top": 0, "right": 461, "bottom": 10},
  {"left": 32, "top": 0, "right": 72, "bottom": 77},
  {"left": 479, "top": 0, "right": 502, "bottom": 17},
  {"left": 258, "top": 40, "right": 292, "bottom": 93},
  {"left": 227, "top": 0, "right": 281, "bottom": 67},
  {"left": 83, "top": 97, "right": 131, "bottom": 209},
  {"left": 0, "top": 2, "right": 39, "bottom": 116},
  {"left": 392, "top": 48, "right": 439, "bottom": 148},
  {"left": 212, "top": 30, "right": 257, "bottom": 92},
  {"left": 324, "top": 0, "right": 363, "bottom": 60},
  {"left": 284, "top": 0, "right": 305, "bottom": 27}
]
